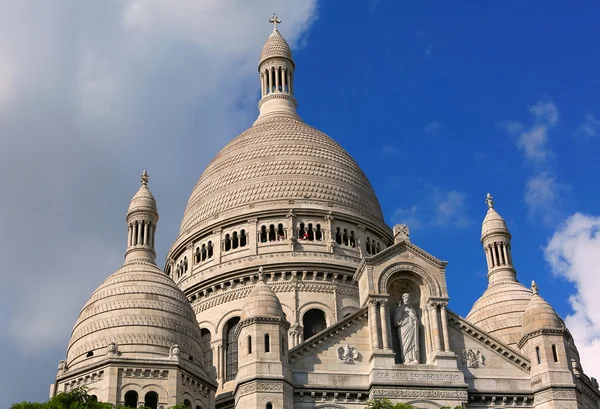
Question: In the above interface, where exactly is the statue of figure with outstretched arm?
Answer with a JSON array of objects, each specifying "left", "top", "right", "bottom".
[{"left": 394, "top": 293, "right": 420, "bottom": 364}]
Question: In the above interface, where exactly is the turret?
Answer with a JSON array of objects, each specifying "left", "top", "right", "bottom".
[
  {"left": 481, "top": 193, "right": 516, "bottom": 286},
  {"left": 125, "top": 170, "right": 158, "bottom": 264},
  {"left": 234, "top": 267, "right": 293, "bottom": 409}
]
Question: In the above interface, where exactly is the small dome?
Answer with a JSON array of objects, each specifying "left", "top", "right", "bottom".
[
  {"left": 521, "top": 282, "right": 564, "bottom": 337},
  {"left": 466, "top": 281, "right": 532, "bottom": 346},
  {"left": 241, "top": 276, "right": 284, "bottom": 321},
  {"left": 128, "top": 171, "right": 158, "bottom": 217},
  {"left": 66, "top": 261, "right": 204, "bottom": 372},
  {"left": 481, "top": 207, "right": 509, "bottom": 240},
  {"left": 259, "top": 30, "right": 293, "bottom": 66}
]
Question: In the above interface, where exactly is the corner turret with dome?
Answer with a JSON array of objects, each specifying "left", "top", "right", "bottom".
[
  {"left": 48, "top": 15, "right": 600, "bottom": 409},
  {"left": 51, "top": 171, "right": 216, "bottom": 409}
]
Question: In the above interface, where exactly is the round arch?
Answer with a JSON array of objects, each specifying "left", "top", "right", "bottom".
[
  {"left": 141, "top": 384, "right": 168, "bottom": 400},
  {"left": 197, "top": 320, "right": 216, "bottom": 334},
  {"left": 216, "top": 309, "right": 243, "bottom": 336},
  {"left": 378, "top": 262, "right": 442, "bottom": 298},
  {"left": 298, "top": 301, "right": 334, "bottom": 325}
]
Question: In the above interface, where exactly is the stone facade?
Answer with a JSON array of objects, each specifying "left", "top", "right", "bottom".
[{"left": 52, "top": 16, "right": 600, "bottom": 409}]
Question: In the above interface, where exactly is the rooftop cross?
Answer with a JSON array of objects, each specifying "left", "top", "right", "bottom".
[
  {"left": 485, "top": 192, "right": 495, "bottom": 209},
  {"left": 141, "top": 170, "right": 149, "bottom": 186},
  {"left": 269, "top": 13, "right": 281, "bottom": 31}
]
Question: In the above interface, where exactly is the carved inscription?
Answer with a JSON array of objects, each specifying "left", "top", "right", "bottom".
[
  {"left": 373, "top": 371, "right": 461, "bottom": 382},
  {"left": 371, "top": 389, "right": 468, "bottom": 399}
]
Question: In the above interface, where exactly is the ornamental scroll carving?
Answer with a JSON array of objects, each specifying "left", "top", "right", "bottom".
[
  {"left": 533, "top": 389, "right": 577, "bottom": 404},
  {"left": 237, "top": 381, "right": 283, "bottom": 396},
  {"left": 371, "top": 389, "right": 468, "bottom": 400}
]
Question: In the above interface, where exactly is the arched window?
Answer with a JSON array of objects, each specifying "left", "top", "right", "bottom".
[
  {"left": 552, "top": 344, "right": 558, "bottom": 362},
  {"left": 124, "top": 391, "right": 138, "bottom": 408},
  {"left": 183, "top": 399, "right": 191, "bottom": 409},
  {"left": 184, "top": 257, "right": 188, "bottom": 272},
  {"left": 260, "top": 225, "right": 268, "bottom": 243},
  {"left": 200, "top": 328, "right": 212, "bottom": 370},
  {"left": 315, "top": 224, "right": 322, "bottom": 241},
  {"left": 240, "top": 229, "right": 247, "bottom": 247},
  {"left": 303, "top": 309, "right": 327, "bottom": 341},
  {"left": 308, "top": 223, "right": 314, "bottom": 240},
  {"left": 266, "top": 403, "right": 273, "bottom": 409},
  {"left": 277, "top": 224, "right": 285, "bottom": 241},
  {"left": 299, "top": 223, "right": 306, "bottom": 240},
  {"left": 90, "top": 395, "right": 98, "bottom": 402},
  {"left": 366, "top": 237, "right": 371, "bottom": 254},
  {"left": 225, "top": 317, "right": 240, "bottom": 381},
  {"left": 536, "top": 346, "right": 541, "bottom": 364},
  {"left": 224, "top": 234, "right": 231, "bottom": 251},
  {"left": 268, "top": 224, "right": 276, "bottom": 242},
  {"left": 195, "top": 247, "right": 201, "bottom": 263},
  {"left": 248, "top": 335, "right": 252, "bottom": 354},
  {"left": 350, "top": 231, "right": 356, "bottom": 248},
  {"left": 342, "top": 229, "right": 349, "bottom": 246},
  {"left": 144, "top": 392, "right": 158, "bottom": 409},
  {"left": 207, "top": 241, "right": 213, "bottom": 258},
  {"left": 232, "top": 232, "right": 239, "bottom": 249},
  {"left": 201, "top": 244, "right": 207, "bottom": 261},
  {"left": 195, "top": 406, "right": 202, "bottom": 409},
  {"left": 264, "top": 333, "right": 270, "bottom": 353},
  {"left": 335, "top": 228, "right": 342, "bottom": 245},
  {"left": 376, "top": 242, "right": 381, "bottom": 253}
]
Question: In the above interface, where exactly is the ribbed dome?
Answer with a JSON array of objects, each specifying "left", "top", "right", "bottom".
[
  {"left": 180, "top": 116, "right": 385, "bottom": 233},
  {"left": 521, "top": 287, "right": 563, "bottom": 337},
  {"left": 128, "top": 184, "right": 157, "bottom": 216},
  {"left": 481, "top": 207, "right": 509, "bottom": 239},
  {"left": 66, "top": 261, "right": 204, "bottom": 371},
  {"left": 466, "top": 281, "right": 532, "bottom": 347},
  {"left": 241, "top": 277, "right": 284, "bottom": 321},
  {"left": 259, "top": 30, "right": 293, "bottom": 65}
]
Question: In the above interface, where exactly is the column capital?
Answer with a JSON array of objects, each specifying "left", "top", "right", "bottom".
[{"left": 247, "top": 218, "right": 258, "bottom": 224}]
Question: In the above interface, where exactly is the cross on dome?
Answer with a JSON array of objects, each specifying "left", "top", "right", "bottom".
[
  {"left": 485, "top": 192, "right": 495, "bottom": 209},
  {"left": 269, "top": 13, "right": 281, "bottom": 31},
  {"left": 141, "top": 170, "right": 149, "bottom": 186}
]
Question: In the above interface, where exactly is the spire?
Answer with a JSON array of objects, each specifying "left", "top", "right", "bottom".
[
  {"left": 255, "top": 14, "right": 300, "bottom": 124},
  {"left": 125, "top": 170, "right": 159, "bottom": 264},
  {"left": 480, "top": 194, "right": 516, "bottom": 286}
]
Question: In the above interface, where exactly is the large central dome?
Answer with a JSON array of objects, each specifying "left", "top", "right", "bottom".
[{"left": 180, "top": 116, "right": 384, "bottom": 233}]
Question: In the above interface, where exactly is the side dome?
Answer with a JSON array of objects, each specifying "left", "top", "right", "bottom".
[
  {"left": 521, "top": 282, "right": 564, "bottom": 337},
  {"left": 260, "top": 29, "right": 293, "bottom": 65},
  {"left": 466, "top": 281, "right": 532, "bottom": 347},
  {"left": 66, "top": 262, "right": 204, "bottom": 371},
  {"left": 241, "top": 273, "right": 284, "bottom": 321},
  {"left": 481, "top": 206, "right": 509, "bottom": 239},
  {"left": 179, "top": 116, "right": 385, "bottom": 234},
  {"left": 128, "top": 171, "right": 158, "bottom": 216}
]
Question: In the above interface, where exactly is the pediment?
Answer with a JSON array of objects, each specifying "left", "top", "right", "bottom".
[
  {"left": 356, "top": 240, "right": 447, "bottom": 276},
  {"left": 447, "top": 309, "right": 531, "bottom": 373}
]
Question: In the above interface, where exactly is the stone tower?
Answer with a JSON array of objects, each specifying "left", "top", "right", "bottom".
[{"left": 234, "top": 267, "right": 293, "bottom": 409}]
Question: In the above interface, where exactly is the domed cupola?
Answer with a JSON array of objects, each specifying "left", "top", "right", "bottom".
[
  {"left": 467, "top": 194, "right": 532, "bottom": 347},
  {"left": 125, "top": 170, "right": 158, "bottom": 263},
  {"left": 521, "top": 281, "right": 564, "bottom": 338},
  {"left": 241, "top": 268, "right": 285, "bottom": 321}
]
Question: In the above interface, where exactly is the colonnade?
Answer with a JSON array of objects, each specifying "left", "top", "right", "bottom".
[{"left": 128, "top": 220, "right": 155, "bottom": 248}]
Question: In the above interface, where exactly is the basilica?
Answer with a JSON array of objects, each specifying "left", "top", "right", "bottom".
[{"left": 51, "top": 16, "right": 600, "bottom": 409}]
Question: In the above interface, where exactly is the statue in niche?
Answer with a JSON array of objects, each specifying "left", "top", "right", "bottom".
[{"left": 394, "top": 292, "right": 419, "bottom": 364}]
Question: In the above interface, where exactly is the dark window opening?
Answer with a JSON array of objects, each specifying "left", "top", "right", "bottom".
[
  {"left": 184, "top": 257, "right": 188, "bottom": 272},
  {"left": 303, "top": 309, "right": 327, "bottom": 341},
  {"left": 201, "top": 244, "right": 207, "bottom": 261},
  {"left": 200, "top": 328, "right": 213, "bottom": 370},
  {"left": 224, "top": 234, "right": 231, "bottom": 251},
  {"left": 307, "top": 223, "right": 314, "bottom": 241},
  {"left": 240, "top": 229, "right": 247, "bottom": 247},
  {"left": 277, "top": 224, "right": 285, "bottom": 241},
  {"left": 536, "top": 346, "right": 541, "bottom": 364},
  {"left": 124, "top": 391, "right": 138, "bottom": 408},
  {"left": 225, "top": 317, "right": 240, "bottom": 381},
  {"left": 342, "top": 229, "right": 349, "bottom": 246},
  {"left": 299, "top": 223, "right": 307, "bottom": 240},
  {"left": 335, "top": 228, "right": 342, "bottom": 244},
  {"left": 90, "top": 395, "right": 98, "bottom": 402},
  {"left": 552, "top": 344, "right": 558, "bottom": 362},
  {"left": 86, "top": 351, "right": 94, "bottom": 357},
  {"left": 350, "top": 231, "right": 356, "bottom": 248},
  {"left": 315, "top": 224, "right": 322, "bottom": 241},
  {"left": 232, "top": 232, "right": 239, "bottom": 249},
  {"left": 260, "top": 225, "right": 268, "bottom": 243},
  {"left": 207, "top": 241, "right": 213, "bottom": 258},
  {"left": 248, "top": 335, "right": 252, "bottom": 354},
  {"left": 144, "top": 392, "right": 158, "bottom": 409},
  {"left": 266, "top": 403, "right": 273, "bottom": 409},
  {"left": 376, "top": 242, "right": 381, "bottom": 253},
  {"left": 183, "top": 399, "right": 191, "bottom": 409},
  {"left": 264, "top": 333, "right": 270, "bottom": 352},
  {"left": 366, "top": 238, "right": 371, "bottom": 254},
  {"left": 195, "top": 247, "right": 201, "bottom": 263},
  {"left": 268, "top": 224, "right": 276, "bottom": 242}
]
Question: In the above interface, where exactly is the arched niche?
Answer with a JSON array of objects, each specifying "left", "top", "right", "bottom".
[{"left": 384, "top": 268, "right": 431, "bottom": 365}]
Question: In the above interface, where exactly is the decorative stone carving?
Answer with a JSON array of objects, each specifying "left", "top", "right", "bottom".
[
  {"left": 107, "top": 341, "right": 118, "bottom": 355},
  {"left": 169, "top": 343, "right": 180, "bottom": 359},
  {"left": 394, "top": 293, "right": 419, "bottom": 364},
  {"left": 337, "top": 345, "right": 359, "bottom": 363},
  {"left": 462, "top": 349, "right": 485, "bottom": 368},
  {"left": 393, "top": 224, "right": 410, "bottom": 243},
  {"left": 57, "top": 360, "right": 67, "bottom": 373}
]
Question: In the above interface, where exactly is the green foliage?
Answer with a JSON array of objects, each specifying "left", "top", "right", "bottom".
[
  {"left": 366, "top": 399, "right": 414, "bottom": 409},
  {"left": 10, "top": 387, "right": 177, "bottom": 409}
]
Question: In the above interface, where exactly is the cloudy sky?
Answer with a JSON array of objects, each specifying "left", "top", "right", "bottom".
[{"left": 1, "top": 1, "right": 600, "bottom": 406}]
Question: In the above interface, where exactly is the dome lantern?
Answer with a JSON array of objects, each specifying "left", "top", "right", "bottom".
[
  {"left": 125, "top": 170, "right": 158, "bottom": 264},
  {"left": 481, "top": 193, "right": 516, "bottom": 286}
]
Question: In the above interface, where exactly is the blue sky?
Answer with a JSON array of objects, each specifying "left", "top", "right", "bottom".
[{"left": 1, "top": 1, "right": 600, "bottom": 406}]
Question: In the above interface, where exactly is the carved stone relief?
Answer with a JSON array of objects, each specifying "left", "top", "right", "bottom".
[
  {"left": 337, "top": 345, "right": 359, "bottom": 363},
  {"left": 462, "top": 349, "right": 485, "bottom": 368}
]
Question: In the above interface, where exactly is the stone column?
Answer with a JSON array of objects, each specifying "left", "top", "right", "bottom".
[
  {"left": 332, "top": 282, "right": 339, "bottom": 322},
  {"left": 270, "top": 67, "right": 274, "bottom": 93},
  {"left": 369, "top": 299, "right": 381, "bottom": 350},
  {"left": 286, "top": 210, "right": 295, "bottom": 240},
  {"left": 440, "top": 303, "right": 450, "bottom": 352},
  {"left": 247, "top": 219, "right": 258, "bottom": 255},
  {"left": 137, "top": 220, "right": 142, "bottom": 245},
  {"left": 275, "top": 67, "right": 280, "bottom": 91},
  {"left": 380, "top": 299, "right": 391, "bottom": 350},
  {"left": 213, "top": 228, "right": 222, "bottom": 263},
  {"left": 502, "top": 242, "right": 510, "bottom": 266},
  {"left": 430, "top": 302, "right": 442, "bottom": 352},
  {"left": 490, "top": 244, "right": 498, "bottom": 267},
  {"left": 143, "top": 221, "right": 149, "bottom": 246},
  {"left": 260, "top": 74, "right": 265, "bottom": 97},
  {"left": 287, "top": 70, "right": 292, "bottom": 94},
  {"left": 357, "top": 225, "right": 366, "bottom": 258},
  {"left": 149, "top": 224, "right": 155, "bottom": 248},
  {"left": 281, "top": 68, "right": 286, "bottom": 92},
  {"left": 290, "top": 73, "right": 294, "bottom": 94},
  {"left": 424, "top": 305, "right": 433, "bottom": 362},
  {"left": 128, "top": 224, "right": 133, "bottom": 247}
]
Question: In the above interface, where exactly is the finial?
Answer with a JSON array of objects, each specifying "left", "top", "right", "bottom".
[
  {"left": 269, "top": 13, "right": 281, "bottom": 31},
  {"left": 485, "top": 193, "right": 495, "bottom": 209},
  {"left": 141, "top": 170, "right": 149, "bottom": 186},
  {"left": 531, "top": 280, "right": 538, "bottom": 295},
  {"left": 258, "top": 266, "right": 264, "bottom": 281}
]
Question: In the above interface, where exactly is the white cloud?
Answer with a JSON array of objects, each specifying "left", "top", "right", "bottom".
[
  {"left": 545, "top": 213, "right": 600, "bottom": 379},
  {"left": 529, "top": 99, "right": 559, "bottom": 126},
  {"left": 380, "top": 144, "right": 403, "bottom": 158},
  {"left": 512, "top": 99, "right": 558, "bottom": 163},
  {"left": 524, "top": 172, "right": 568, "bottom": 226},
  {"left": 393, "top": 206, "right": 420, "bottom": 229},
  {"left": 0, "top": 1, "right": 318, "bottom": 405},
  {"left": 424, "top": 121, "right": 441, "bottom": 134},
  {"left": 573, "top": 112, "right": 600, "bottom": 138}
]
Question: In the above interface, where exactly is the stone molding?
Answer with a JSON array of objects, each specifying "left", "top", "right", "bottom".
[
  {"left": 467, "top": 394, "right": 533, "bottom": 406},
  {"left": 121, "top": 368, "right": 168, "bottom": 378},
  {"left": 62, "top": 369, "right": 104, "bottom": 392},
  {"left": 236, "top": 316, "right": 291, "bottom": 335},
  {"left": 447, "top": 311, "right": 530, "bottom": 371},
  {"left": 236, "top": 380, "right": 284, "bottom": 397},
  {"left": 370, "top": 388, "right": 468, "bottom": 400},
  {"left": 294, "top": 390, "right": 368, "bottom": 404},
  {"left": 533, "top": 388, "right": 577, "bottom": 404},
  {"left": 378, "top": 261, "right": 442, "bottom": 297},
  {"left": 77, "top": 299, "right": 196, "bottom": 323},
  {"left": 517, "top": 327, "right": 567, "bottom": 349}
]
